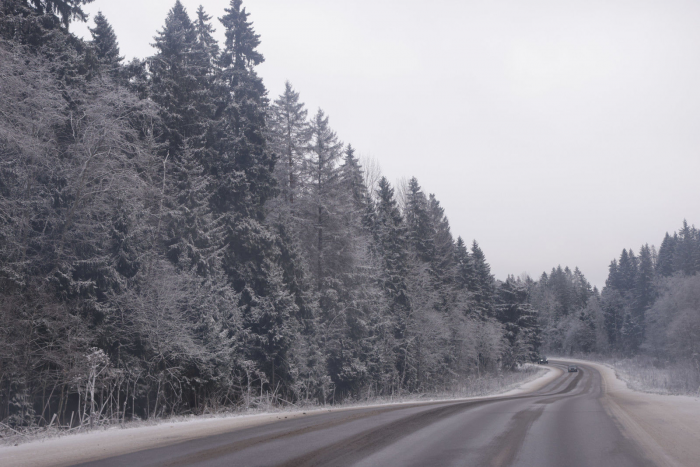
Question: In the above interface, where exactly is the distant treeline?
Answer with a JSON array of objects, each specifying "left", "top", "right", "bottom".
[
  {"left": 528, "top": 220, "right": 700, "bottom": 382},
  {"left": 0, "top": 0, "right": 542, "bottom": 430}
]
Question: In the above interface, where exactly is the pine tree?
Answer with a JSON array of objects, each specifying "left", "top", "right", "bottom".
[
  {"left": 340, "top": 145, "right": 370, "bottom": 214},
  {"left": 617, "top": 249, "right": 637, "bottom": 292},
  {"left": 89, "top": 11, "right": 122, "bottom": 71},
  {"left": 496, "top": 278, "right": 540, "bottom": 368},
  {"left": 194, "top": 5, "right": 219, "bottom": 69},
  {"left": 656, "top": 233, "right": 676, "bottom": 277},
  {"left": 151, "top": 1, "right": 199, "bottom": 148},
  {"left": 269, "top": 82, "right": 310, "bottom": 207},
  {"left": 404, "top": 177, "right": 433, "bottom": 262},
  {"left": 427, "top": 194, "right": 456, "bottom": 287},
  {"left": 150, "top": 1, "right": 219, "bottom": 276},
  {"left": 471, "top": 241, "right": 494, "bottom": 316},
  {"left": 454, "top": 237, "right": 476, "bottom": 293},
  {"left": 629, "top": 243, "right": 655, "bottom": 349},
  {"left": 635, "top": 245, "right": 655, "bottom": 311},
  {"left": 298, "top": 108, "right": 347, "bottom": 291},
  {"left": 214, "top": 0, "right": 299, "bottom": 395},
  {"left": 214, "top": 0, "right": 274, "bottom": 217},
  {"left": 673, "top": 220, "right": 698, "bottom": 276},
  {"left": 373, "top": 177, "right": 410, "bottom": 313}
]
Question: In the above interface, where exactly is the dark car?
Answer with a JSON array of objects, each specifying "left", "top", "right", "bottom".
[
  {"left": 538, "top": 356, "right": 548, "bottom": 364},
  {"left": 568, "top": 365, "right": 578, "bottom": 372}
]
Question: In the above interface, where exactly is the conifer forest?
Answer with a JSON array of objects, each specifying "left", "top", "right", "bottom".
[{"left": 1, "top": 0, "right": 699, "bottom": 433}]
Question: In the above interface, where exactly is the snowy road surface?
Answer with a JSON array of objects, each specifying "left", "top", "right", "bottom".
[{"left": 5, "top": 360, "right": 700, "bottom": 466}]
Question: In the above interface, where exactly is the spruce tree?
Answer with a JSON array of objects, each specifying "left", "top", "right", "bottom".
[
  {"left": 496, "top": 278, "right": 540, "bottom": 368},
  {"left": 601, "top": 260, "right": 624, "bottom": 349},
  {"left": 299, "top": 108, "right": 347, "bottom": 291},
  {"left": 617, "top": 249, "right": 637, "bottom": 292},
  {"left": 150, "top": 1, "right": 219, "bottom": 276},
  {"left": 194, "top": 5, "right": 219, "bottom": 69},
  {"left": 427, "top": 194, "right": 456, "bottom": 287},
  {"left": 214, "top": 0, "right": 299, "bottom": 394},
  {"left": 340, "top": 145, "right": 370, "bottom": 213},
  {"left": 673, "top": 220, "right": 698, "bottom": 276},
  {"left": 269, "top": 82, "right": 310, "bottom": 207},
  {"left": 454, "top": 236, "right": 476, "bottom": 293},
  {"left": 215, "top": 0, "right": 274, "bottom": 216},
  {"left": 631, "top": 244, "right": 655, "bottom": 347},
  {"left": 374, "top": 177, "right": 410, "bottom": 314},
  {"left": 656, "top": 233, "right": 676, "bottom": 277},
  {"left": 404, "top": 177, "right": 433, "bottom": 262},
  {"left": 471, "top": 241, "right": 495, "bottom": 316},
  {"left": 89, "top": 11, "right": 122, "bottom": 71},
  {"left": 373, "top": 177, "right": 412, "bottom": 389}
]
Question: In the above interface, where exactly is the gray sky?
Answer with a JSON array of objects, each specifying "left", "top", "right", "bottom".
[{"left": 73, "top": 0, "right": 700, "bottom": 288}]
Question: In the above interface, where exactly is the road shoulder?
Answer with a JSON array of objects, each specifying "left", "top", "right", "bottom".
[
  {"left": 0, "top": 366, "right": 555, "bottom": 467},
  {"left": 561, "top": 358, "right": 700, "bottom": 467}
]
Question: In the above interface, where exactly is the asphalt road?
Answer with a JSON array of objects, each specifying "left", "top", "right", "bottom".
[{"left": 74, "top": 361, "right": 656, "bottom": 467}]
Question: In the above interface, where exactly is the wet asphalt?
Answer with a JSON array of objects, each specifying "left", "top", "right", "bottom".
[{"left": 74, "top": 361, "right": 654, "bottom": 467}]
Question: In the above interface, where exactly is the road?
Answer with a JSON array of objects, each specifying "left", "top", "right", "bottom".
[{"left": 71, "top": 360, "right": 661, "bottom": 467}]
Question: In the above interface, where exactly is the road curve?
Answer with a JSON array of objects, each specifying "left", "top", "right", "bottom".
[{"left": 73, "top": 361, "right": 657, "bottom": 467}]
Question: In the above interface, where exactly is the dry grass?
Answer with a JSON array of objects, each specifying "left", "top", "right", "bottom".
[{"left": 0, "top": 366, "right": 543, "bottom": 446}]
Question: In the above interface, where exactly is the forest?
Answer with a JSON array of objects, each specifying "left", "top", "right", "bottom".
[
  {"left": 529, "top": 220, "right": 700, "bottom": 393},
  {"left": 0, "top": 0, "right": 698, "bottom": 433},
  {"left": 0, "top": 0, "right": 542, "bottom": 430}
]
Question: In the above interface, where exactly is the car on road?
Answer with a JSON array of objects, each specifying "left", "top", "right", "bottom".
[
  {"left": 538, "top": 356, "right": 548, "bottom": 364},
  {"left": 568, "top": 365, "right": 578, "bottom": 372}
]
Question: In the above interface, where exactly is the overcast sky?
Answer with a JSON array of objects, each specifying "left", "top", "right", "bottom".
[{"left": 73, "top": 0, "right": 700, "bottom": 288}]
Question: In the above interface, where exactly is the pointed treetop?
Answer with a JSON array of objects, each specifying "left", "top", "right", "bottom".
[
  {"left": 195, "top": 5, "right": 219, "bottom": 61},
  {"left": 219, "top": 0, "right": 264, "bottom": 69},
  {"left": 89, "top": 11, "right": 122, "bottom": 66}
]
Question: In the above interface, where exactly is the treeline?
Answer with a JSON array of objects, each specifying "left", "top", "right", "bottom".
[
  {"left": 529, "top": 220, "right": 700, "bottom": 376},
  {"left": 0, "top": 0, "right": 542, "bottom": 430}
]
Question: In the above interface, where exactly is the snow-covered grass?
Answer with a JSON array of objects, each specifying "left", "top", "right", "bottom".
[
  {"left": 552, "top": 353, "right": 700, "bottom": 396},
  {"left": 0, "top": 366, "right": 554, "bottom": 467},
  {"left": 0, "top": 366, "right": 544, "bottom": 448},
  {"left": 602, "top": 356, "right": 700, "bottom": 396}
]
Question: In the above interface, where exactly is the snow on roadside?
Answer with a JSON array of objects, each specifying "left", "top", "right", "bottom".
[
  {"left": 553, "top": 357, "right": 700, "bottom": 467},
  {"left": 0, "top": 366, "right": 552, "bottom": 467}
]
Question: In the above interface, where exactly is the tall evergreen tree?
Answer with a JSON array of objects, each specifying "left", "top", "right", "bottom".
[
  {"left": 496, "top": 278, "right": 540, "bottom": 368},
  {"left": 404, "top": 178, "right": 433, "bottom": 262},
  {"left": 89, "top": 11, "right": 122, "bottom": 70},
  {"left": 656, "top": 233, "right": 676, "bottom": 277},
  {"left": 214, "top": 0, "right": 274, "bottom": 217},
  {"left": 298, "top": 109, "right": 347, "bottom": 291},
  {"left": 471, "top": 241, "right": 494, "bottom": 316},
  {"left": 269, "top": 82, "right": 310, "bottom": 207},
  {"left": 454, "top": 236, "right": 477, "bottom": 298},
  {"left": 673, "top": 220, "right": 698, "bottom": 276},
  {"left": 617, "top": 249, "right": 638, "bottom": 292},
  {"left": 373, "top": 177, "right": 410, "bottom": 314},
  {"left": 150, "top": 1, "right": 219, "bottom": 275},
  {"left": 194, "top": 5, "right": 219, "bottom": 69},
  {"left": 213, "top": 0, "right": 299, "bottom": 394},
  {"left": 340, "top": 145, "right": 370, "bottom": 213}
]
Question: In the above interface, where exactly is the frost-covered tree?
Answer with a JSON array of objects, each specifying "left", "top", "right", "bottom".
[
  {"left": 269, "top": 82, "right": 311, "bottom": 208},
  {"left": 89, "top": 11, "right": 122, "bottom": 71}
]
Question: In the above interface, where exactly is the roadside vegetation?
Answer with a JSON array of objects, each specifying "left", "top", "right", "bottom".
[
  {"left": 0, "top": 0, "right": 543, "bottom": 439},
  {"left": 530, "top": 223, "right": 700, "bottom": 396}
]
